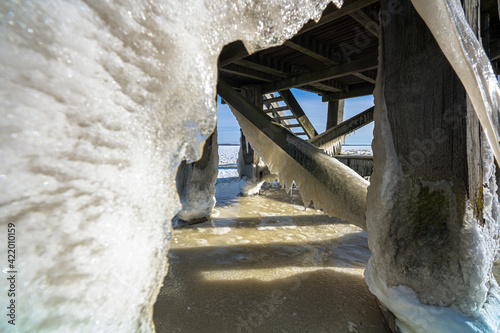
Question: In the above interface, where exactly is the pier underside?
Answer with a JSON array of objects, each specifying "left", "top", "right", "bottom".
[{"left": 214, "top": 0, "right": 500, "bottom": 331}]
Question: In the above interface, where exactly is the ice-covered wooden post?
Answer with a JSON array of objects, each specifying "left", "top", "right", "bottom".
[
  {"left": 175, "top": 128, "right": 218, "bottom": 223},
  {"left": 238, "top": 85, "right": 273, "bottom": 195},
  {"left": 325, "top": 99, "right": 345, "bottom": 156},
  {"left": 365, "top": 0, "right": 500, "bottom": 331},
  {"left": 326, "top": 100, "right": 344, "bottom": 131}
]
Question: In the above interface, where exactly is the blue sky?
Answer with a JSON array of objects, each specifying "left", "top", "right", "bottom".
[{"left": 217, "top": 88, "right": 374, "bottom": 145}]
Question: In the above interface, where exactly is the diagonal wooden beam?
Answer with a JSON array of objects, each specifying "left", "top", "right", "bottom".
[
  {"left": 261, "top": 56, "right": 378, "bottom": 93},
  {"left": 322, "top": 83, "right": 375, "bottom": 101},
  {"left": 219, "top": 64, "right": 277, "bottom": 82},
  {"left": 349, "top": 10, "right": 379, "bottom": 38},
  {"left": 284, "top": 35, "right": 343, "bottom": 66},
  {"left": 235, "top": 59, "right": 289, "bottom": 78},
  {"left": 217, "top": 78, "right": 368, "bottom": 230},
  {"left": 298, "top": 0, "right": 380, "bottom": 34},
  {"left": 279, "top": 90, "right": 318, "bottom": 139},
  {"left": 309, "top": 106, "right": 374, "bottom": 148},
  {"left": 353, "top": 71, "right": 377, "bottom": 84}
]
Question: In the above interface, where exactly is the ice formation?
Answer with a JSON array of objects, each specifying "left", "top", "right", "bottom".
[
  {"left": 237, "top": 132, "right": 275, "bottom": 196},
  {"left": 411, "top": 0, "right": 500, "bottom": 167},
  {"left": 0, "top": 0, "right": 340, "bottom": 331},
  {"left": 365, "top": 1, "right": 500, "bottom": 331},
  {"left": 317, "top": 134, "right": 346, "bottom": 156},
  {"left": 230, "top": 107, "right": 369, "bottom": 230},
  {"left": 334, "top": 156, "right": 373, "bottom": 178},
  {"left": 175, "top": 130, "right": 218, "bottom": 221}
]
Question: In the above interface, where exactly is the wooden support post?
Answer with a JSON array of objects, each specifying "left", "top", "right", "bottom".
[
  {"left": 238, "top": 85, "right": 260, "bottom": 180},
  {"left": 366, "top": 0, "right": 499, "bottom": 330},
  {"left": 175, "top": 128, "right": 218, "bottom": 223},
  {"left": 326, "top": 100, "right": 345, "bottom": 130},
  {"left": 237, "top": 85, "right": 272, "bottom": 193}
]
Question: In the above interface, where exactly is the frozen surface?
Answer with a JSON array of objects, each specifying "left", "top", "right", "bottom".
[
  {"left": 218, "top": 145, "right": 239, "bottom": 179},
  {"left": 365, "top": 2, "right": 500, "bottom": 331},
  {"left": 0, "top": 1, "right": 341, "bottom": 331},
  {"left": 154, "top": 180, "right": 386, "bottom": 333},
  {"left": 341, "top": 145, "right": 373, "bottom": 155}
]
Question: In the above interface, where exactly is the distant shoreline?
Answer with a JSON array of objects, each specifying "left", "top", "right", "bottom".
[{"left": 219, "top": 143, "right": 372, "bottom": 146}]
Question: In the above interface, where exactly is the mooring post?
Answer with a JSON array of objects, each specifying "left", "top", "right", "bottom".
[{"left": 365, "top": 0, "right": 499, "bottom": 330}]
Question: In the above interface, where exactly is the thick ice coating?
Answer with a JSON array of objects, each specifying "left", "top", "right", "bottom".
[
  {"left": 175, "top": 130, "right": 218, "bottom": 221},
  {"left": 365, "top": 1, "right": 500, "bottom": 331},
  {"left": 230, "top": 110, "right": 369, "bottom": 230},
  {"left": 0, "top": 0, "right": 340, "bottom": 331},
  {"left": 411, "top": 0, "right": 500, "bottom": 166}
]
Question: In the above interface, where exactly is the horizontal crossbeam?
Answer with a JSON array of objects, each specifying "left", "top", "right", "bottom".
[
  {"left": 261, "top": 57, "right": 378, "bottom": 93},
  {"left": 322, "top": 83, "right": 375, "bottom": 101}
]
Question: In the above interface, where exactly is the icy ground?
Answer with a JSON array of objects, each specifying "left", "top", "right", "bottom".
[
  {"left": 340, "top": 145, "right": 373, "bottom": 156},
  {"left": 153, "top": 144, "right": 386, "bottom": 332}
]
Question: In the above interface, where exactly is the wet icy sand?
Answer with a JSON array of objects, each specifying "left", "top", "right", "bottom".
[{"left": 154, "top": 181, "right": 387, "bottom": 332}]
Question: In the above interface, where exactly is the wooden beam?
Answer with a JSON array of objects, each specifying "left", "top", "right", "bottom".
[
  {"left": 327, "top": 100, "right": 345, "bottom": 130},
  {"left": 349, "top": 10, "right": 379, "bottom": 38},
  {"left": 322, "top": 83, "right": 374, "bottom": 101},
  {"left": 233, "top": 54, "right": 346, "bottom": 93},
  {"left": 284, "top": 35, "right": 343, "bottom": 66},
  {"left": 309, "top": 107, "right": 374, "bottom": 148},
  {"left": 353, "top": 71, "right": 377, "bottom": 84},
  {"left": 264, "top": 106, "right": 289, "bottom": 113},
  {"left": 218, "top": 0, "right": 378, "bottom": 69},
  {"left": 235, "top": 58, "right": 289, "bottom": 78},
  {"left": 262, "top": 57, "right": 378, "bottom": 93},
  {"left": 219, "top": 64, "right": 277, "bottom": 82},
  {"left": 334, "top": 155, "right": 373, "bottom": 177},
  {"left": 218, "top": 40, "right": 249, "bottom": 67},
  {"left": 298, "top": 0, "right": 380, "bottom": 34},
  {"left": 263, "top": 96, "right": 284, "bottom": 104},
  {"left": 274, "top": 115, "right": 297, "bottom": 121},
  {"left": 313, "top": 82, "right": 345, "bottom": 93},
  {"left": 218, "top": 78, "right": 367, "bottom": 229},
  {"left": 280, "top": 89, "right": 319, "bottom": 139}
]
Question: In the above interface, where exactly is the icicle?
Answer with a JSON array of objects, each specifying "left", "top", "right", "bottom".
[
  {"left": 318, "top": 134, "right": 346, "bottom": 156},
  {"left": 230, "top": 106, "right": 369, "bottom": 230}
]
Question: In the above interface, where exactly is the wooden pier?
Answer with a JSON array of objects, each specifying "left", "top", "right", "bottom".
[{"left": 216, "top": 0, "right": 500, "bottom": 331}]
